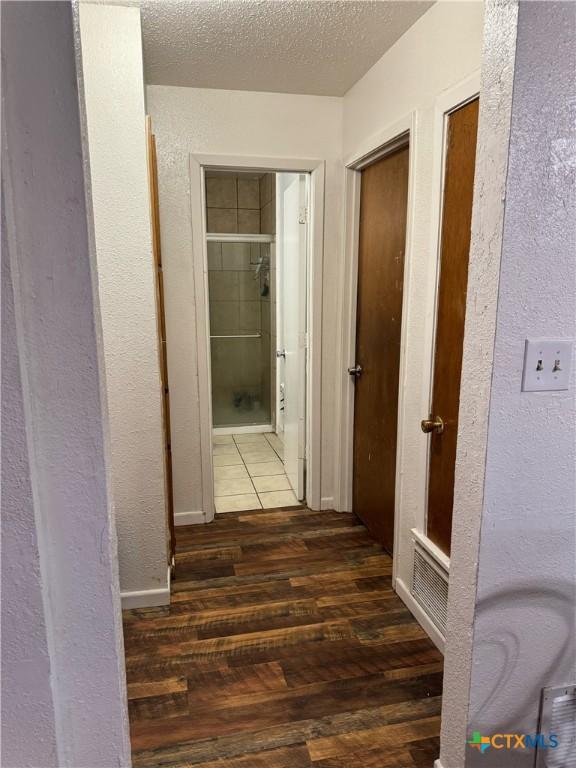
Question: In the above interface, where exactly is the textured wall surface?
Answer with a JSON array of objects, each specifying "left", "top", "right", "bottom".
[
  {"left": 464, "top": 3, "right": 576, "bottom": 765},
  {"left": 147, "top": 86, "right": 343, "bottom": 514},
  {"left": 79, "top": 3, "right": 168, "bottom": 595},
  {"left": 439, "top": 2, "right": 519, "bottom": 765},
  {"left": 342, "top": 1, "right": 485, "bottom": 593},
  {"left": 343, "top": 2, "right": 485, "bottom": 154},
  {"left": 1, "top": 2, "right": 131, "bottom": 764},
  {"left": 1, "top": 150, "right": 58, "bottom": 768}
]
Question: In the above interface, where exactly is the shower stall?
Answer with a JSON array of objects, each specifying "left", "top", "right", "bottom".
[
  {"left": 208, "top": 235, "right": 274, "bottom": 428},
  {"left": 205, "top": 171, "right": 277, "bottom": 431}
]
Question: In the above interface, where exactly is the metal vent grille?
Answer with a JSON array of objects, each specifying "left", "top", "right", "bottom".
[
  {"left": 411, "top": 542, "right": 449, "bottom": 634},
  {"left": 536, "top": 684, "right": 576, "bottom": 767}
]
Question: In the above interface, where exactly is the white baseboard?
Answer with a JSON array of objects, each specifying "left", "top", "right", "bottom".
[
  {"left": 174, "top": 510, "right": 208, "bottom": 526},
  {"left": 395, "top": 576, "right": 445, "bottom": 654},
  {"left": 121, "top": 566, "right": 170, "bottom": 609},
  {"left": 320, "top": 496, "right": 335, "bottom": 510}
]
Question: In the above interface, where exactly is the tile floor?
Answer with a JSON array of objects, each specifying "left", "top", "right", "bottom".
[{"left": 213, "top": 432, "right": 299, "bottom": 513}]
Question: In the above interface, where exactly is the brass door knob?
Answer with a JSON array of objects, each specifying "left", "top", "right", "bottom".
[{"left": 421, "top": 416, "right": 444, "bottom": 434}]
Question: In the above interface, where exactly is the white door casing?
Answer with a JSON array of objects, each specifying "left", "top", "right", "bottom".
[{"left": 188, "top": 153, "right": 324, "bottom": 514}]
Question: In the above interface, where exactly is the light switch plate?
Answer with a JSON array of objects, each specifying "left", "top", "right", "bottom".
[{"left": 522, "top": 338, "right": 573, "bottom": 392}]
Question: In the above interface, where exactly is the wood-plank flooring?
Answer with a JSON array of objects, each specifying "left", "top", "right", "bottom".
[{"left": 123, "top": 507, "right": 443, "bottom": 767}]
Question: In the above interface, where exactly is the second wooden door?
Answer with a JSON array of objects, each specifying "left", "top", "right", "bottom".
[
  {"left": 352, "top": 145, "right": 410, "bottom": 554},
  {"left": 424, "top": 98, "right": 479, "bottom": 556}
]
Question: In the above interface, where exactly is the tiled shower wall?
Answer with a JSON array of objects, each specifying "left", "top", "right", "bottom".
[
  {"left": 205, "top": 172, "right": 264, "bottom": 234},
  {"left": 206, "top": 172, "right": 276, "bottom": 428}
]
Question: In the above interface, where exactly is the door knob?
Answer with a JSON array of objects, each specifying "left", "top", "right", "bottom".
[
  {"left": 421, "top": 416, "right": 444, "bottom": 434},
  {"left": 348, "top": 364, "right": 363, "bottom": 378},
  {"left": 276, "top": 350, "right": 286, "bottom": 358}
]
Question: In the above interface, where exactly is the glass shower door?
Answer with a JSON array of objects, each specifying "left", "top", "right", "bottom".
[{"left": 207, "top": 236, "right": 273, "bottom": 429}]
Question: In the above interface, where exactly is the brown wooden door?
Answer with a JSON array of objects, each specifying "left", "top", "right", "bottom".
[
  {"left": 352, "top": 145, "right": 410, "bottom": 554},
  {"left": 146, "top": 116, "right": 176, "bottom": 569},
  {"left": 425, "top": 98, "right": 479, "bottom": 556}
]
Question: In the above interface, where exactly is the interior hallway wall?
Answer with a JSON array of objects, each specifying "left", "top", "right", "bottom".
[
  {"left": 463, "top": 1, "right": 576, "bottom": 763},
  {"left": 79, "top": 3, "right": 168, "bottom": 600},
  {"left": 147, "top": 86, "right": 343, "bottom": 514},
  {"left": 440, "top": 2, "right": 576, "bottom": 765},
  {"left": 1, "top": 2, "right": 130, "bottom": 763},
  {"left": 2, "top": 154, "right": 58, "bottom": 768},
  {"left": 340, "top": 1, "right": 484, "bottom": 596}
]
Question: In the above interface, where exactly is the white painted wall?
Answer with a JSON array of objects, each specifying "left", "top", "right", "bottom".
[
  {"left": 340, "top": 0, "right": 485, "bottom": 597},
  {"left": 439, "top": 1, "right": 519, "bottom": 762},
  {"left": 1, "top": 2, "right": 130, "bottom": 764},
  {"left": 146, "top": 86, "right": 343, "bottom": 514},
  {"left": 79, "top": 3, "right": 168, "bottom": 600},
  {"left": 464, "top": 2, "right": 575, "bottom": 764},
  {"left": 441, "top": 2, "right": 576, "bottom": 765},
  {"left": 2, "top": 148, "right": 58, "bottom": 768}
]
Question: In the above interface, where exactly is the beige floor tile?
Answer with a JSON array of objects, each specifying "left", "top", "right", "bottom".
[
  {"left": 265, "top": 433, "right": 283, "bottom": 451},
  {"left": 214, "top": 464, "right": 249, "bottom": 481},
  {"left": 215, "top": 494, "right": 262, "bottom": 513},
  {"left": 212, "top": 435, "right": 234, "bottom": 445},
  {"left": 213, "top": 453, "right": 244, "bottom": 467},
  {"left": 238, "top": 448, "right": 278, "bottom": 463},
  {"left": 264, "top": 434, "right": 284, "bottom": 460},
  {"left": 252, "top": 475, "right": 291, "bottom": 493},
  {"left": 246, "top": 461, "right": 285, "bottom": 477},
  {"left": 213, "top": 443, "right": 241, "bottom": 456},
  {"left": 233, "top": 433, "right": 270, "bottom": 444},
  {"left": 258, "top": 490, "right": 300, "bottom": 509},
  {"left": 214, "top": 478, "right": 255, "bottom": 497}
]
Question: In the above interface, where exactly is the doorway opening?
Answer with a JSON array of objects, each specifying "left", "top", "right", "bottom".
[{"left": 203, "top": 169, "right": 310, "bottom": 514}]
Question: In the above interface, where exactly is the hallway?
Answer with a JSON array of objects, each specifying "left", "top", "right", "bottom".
[{"left": 123, "top": 507, "right": 443, "bottom": 767}]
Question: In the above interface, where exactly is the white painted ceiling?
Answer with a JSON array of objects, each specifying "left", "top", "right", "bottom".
[{"left": 135, "top": 1, "right": 433, "bottom": 97}]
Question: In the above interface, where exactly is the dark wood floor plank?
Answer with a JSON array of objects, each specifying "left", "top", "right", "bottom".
[
  {"left": 240, "top": 539, "right": 309, "bottom": 560},
  {"left": 187, "top": 661, "right": 288, "bottom": 702},
  {"left": 128, "top": 690, "right": 189, "bottom": 722},
  {"left": 131, "top": 696, "right": 441, "bottom": 766},
  {"left": 280, "top": 638, "right": 442, "bottom": 688},
  {"left": 127, "top": 677, "right": 187, "bottom": 700},
  {"left": 191, "top": 744, "right": 313, "bottom": 768},
  {"left": 124, "top": 507, "right": 443, "bottom": 767},
  {"left": 307, "top": 715, "right": 442, "bottom": 761},
  {"left": 125, "top": 597, "right": 318, "bottom": 635}
]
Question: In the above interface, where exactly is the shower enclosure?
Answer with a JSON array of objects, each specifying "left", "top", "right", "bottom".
[
  {"left": 207, "top": 234, "right": 274, "bottom": 428},
  {"left": 205, "top": 171, "right": 276, "bottom": 431}
]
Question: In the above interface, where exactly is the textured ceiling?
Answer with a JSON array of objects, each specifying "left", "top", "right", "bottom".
[{"left": 132, "top": 1, "right": 433, "bottom": 96}]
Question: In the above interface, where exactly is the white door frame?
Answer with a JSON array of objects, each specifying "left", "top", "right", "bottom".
[
  {"left": 335, "top": 111, "right": 417, "bottom": 588},
  {"left": 421, "top": 71, "right": 482, "bottom": 553},
  {"left": 188, "top": 154, "right": 325, "bottom": 520}
]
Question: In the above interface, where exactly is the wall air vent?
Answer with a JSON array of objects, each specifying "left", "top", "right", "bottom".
[
  {"left": 411, "top": 540, "right": 449, "bottom": 634},
  {"left": 536, "top": 684, "right": 576, "bottom": 767}
]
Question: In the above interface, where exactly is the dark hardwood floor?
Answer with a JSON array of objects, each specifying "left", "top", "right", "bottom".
[{"left": 123, "top": 507, "right": 443, "bottom": 767}]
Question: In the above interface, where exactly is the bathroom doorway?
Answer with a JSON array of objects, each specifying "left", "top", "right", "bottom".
[{"left": 203, "top": 168, "right": 310, "bottom": 514}]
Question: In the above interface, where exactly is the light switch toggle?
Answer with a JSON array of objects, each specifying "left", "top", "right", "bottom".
[{"left": 522, "top": 339, "right": 573, "bottom": 392}]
